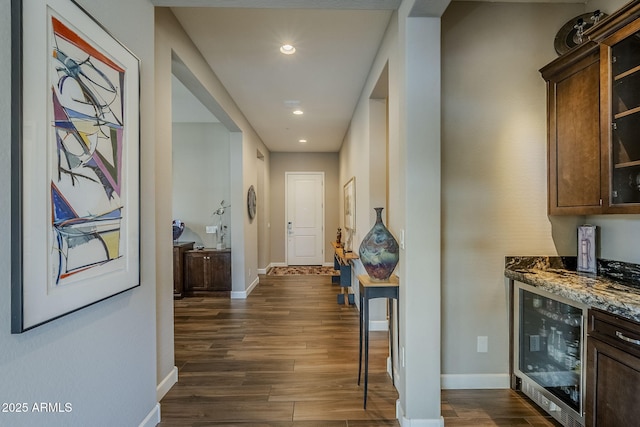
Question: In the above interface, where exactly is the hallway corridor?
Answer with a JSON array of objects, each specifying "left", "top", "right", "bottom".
[
  {"left": 158, "top": 274, "right": 560, "bottom": 426},
  {"left": 159, "top": 274, "right": 399, "bottom": 426}
]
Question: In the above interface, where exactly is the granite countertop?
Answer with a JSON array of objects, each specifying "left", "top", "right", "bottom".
[{"left": 505, "top": 256, "right": 640, "bottom": 323}]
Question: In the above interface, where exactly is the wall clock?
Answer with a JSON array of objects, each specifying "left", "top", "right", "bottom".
[
  {"left": 554, "top": 10, "right": 606, "bottom": 56},
  {"left": 247, "top": 185, "right": 257, "bottom": 220}
]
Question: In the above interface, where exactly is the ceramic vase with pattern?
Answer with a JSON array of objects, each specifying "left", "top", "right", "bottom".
[
  {"left": 359, "top": 207, "right": 399, "bottom": 281},
  {"left": 172, "top": 219, "right": 185, "bottom": 242}
]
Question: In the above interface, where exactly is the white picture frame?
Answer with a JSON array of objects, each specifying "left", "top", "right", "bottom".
[
  {"left": 11, "top": 0, "right": 140, "bottom": 333},
  {"left": 344, "top": 177, "right": 356, "bottom": 232}
]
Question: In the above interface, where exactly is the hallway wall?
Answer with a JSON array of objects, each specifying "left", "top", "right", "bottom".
[
  {"left": 339, "top": 3, "right": 446, "bottom": 421},
  {"left": 269, "top": 152, "right": 340, "bottom": 266},
  {"left": 440, "top": 0, "right": 640, "bottom": 388},
  {"left": 0, "top": 0, "right": 158, "bottom": 425},
  {"left": 155, "top": 6, "right": 273, "bottom": 397},
  {"left": 440, "top": 1, "right": 585, "bottom": 387},
  {"left": 173, "top": 122, "right": 231, "bottom": 248}
]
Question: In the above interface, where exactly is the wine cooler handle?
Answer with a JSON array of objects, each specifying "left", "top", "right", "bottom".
[{"left": 616, "top": 331, "right": 640, "bottom": 346}]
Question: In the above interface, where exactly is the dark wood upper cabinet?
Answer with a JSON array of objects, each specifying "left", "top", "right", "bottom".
[
  {"left": 598, "top": 18, "right": 640, "bottom": 213},
  {"left": 541, "top": 1, "right": 640, "bottom": 215},
  {"left": 541, "top": 42, "right": 602, "bottom": 215}
]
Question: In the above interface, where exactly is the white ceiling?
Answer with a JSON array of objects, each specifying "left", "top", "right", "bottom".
[
  {"left": 159, "top": 0, "right": 586, "bottom": 152},
  {"left": 170, "top": 6, "right": 392, "bottom": 152}
]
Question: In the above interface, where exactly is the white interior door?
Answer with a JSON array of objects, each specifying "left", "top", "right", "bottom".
[{"left": 286, "top": 173, "right": 324, "bottom": 265}]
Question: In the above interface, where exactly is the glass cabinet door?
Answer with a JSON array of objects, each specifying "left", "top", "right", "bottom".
[
  {"left": 519, "top": 289, "right": 584, "bottom": 412},
  {"left": 610, "top": 29, "right": 640, "bottom": 205}
]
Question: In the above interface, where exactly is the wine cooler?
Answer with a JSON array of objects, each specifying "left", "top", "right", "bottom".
[{"left": 513, "top": 282, "right": 587, "bottom": 427}]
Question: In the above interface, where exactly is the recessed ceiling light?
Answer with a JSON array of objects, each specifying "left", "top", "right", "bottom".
[
  {"left": 280, "top": 44, "right": 296, "bottom": 55},
  {"left": 293, "top": 109, "right": 304, "bottom": 115},
  {"left": 299, "top": 139, "right": 307, "bottom": 143}
]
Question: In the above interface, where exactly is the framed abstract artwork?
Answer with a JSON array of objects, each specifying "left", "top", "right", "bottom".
[
  {"left": 11, "top": 0, "right": 140, "bottom": 333},
  {"left": 344, "top": 177, "right": 356, "bottom": 232}
]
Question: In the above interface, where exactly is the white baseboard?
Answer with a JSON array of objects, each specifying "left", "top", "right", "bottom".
[
  {"left": 258, "top": 262, "right": 278, "bottom": 274},
  {"left": 260, "top": 262, "right": 335, "bottom": 272},
  {"left": 441, "top": 373, "right": 510, "bottom": 389},
  {"left": 231, "top": 276, "right": 259, "bottom": 299},
  {"left": 156, "top": 366, "right": 178, "bottom": 401},
  {"left": 396, "top": 400, "right": 444, "bottom": 427},
  {"left": 387, "top": 356, "right": 400, "bottom": 384},
  {"left": 138, "top": 403, "right": 161, "bottom": 427}
]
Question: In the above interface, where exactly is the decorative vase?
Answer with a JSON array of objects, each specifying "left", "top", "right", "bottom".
[
  {"left": 359, "top": 207, "right": 399, "bottom": 281},
  {"left": 172, "top": 219, "right": 185, "bottom": 242}
]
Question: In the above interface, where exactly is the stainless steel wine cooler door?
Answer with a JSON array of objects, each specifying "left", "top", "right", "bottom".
[{"left": 513, "top": 281, "right": 588, "bottom": 427}]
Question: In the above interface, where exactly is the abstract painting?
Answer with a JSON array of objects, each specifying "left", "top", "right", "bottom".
[
  {"left": 344, "top": 177, "right": 356, "bottom": 232},
  {"left": 11, "top": 0, "right": 140, "bottom": 333},
  {"left": 343, "top": 177, "right": 356, "bottom": 252}
]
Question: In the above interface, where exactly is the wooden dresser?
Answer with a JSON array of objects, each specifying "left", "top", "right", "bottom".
[{"left": 183, "top": 248, "right": 232, "bottom": 296}]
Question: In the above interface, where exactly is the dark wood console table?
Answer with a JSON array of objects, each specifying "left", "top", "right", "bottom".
[
  {"left": 331, "top": 241, "right": 358, "bottom": 305},
  {"left": 357, "top": 274, "right": 399, "bottom": 409}
]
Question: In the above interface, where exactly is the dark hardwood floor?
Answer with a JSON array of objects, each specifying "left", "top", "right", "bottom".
[{"left": 159, "top": 274, "right": 561, "bottom": 427}]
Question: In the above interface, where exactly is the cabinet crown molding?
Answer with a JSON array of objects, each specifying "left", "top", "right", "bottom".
[{"left": 586, "top": 0, "right": 640, "bottom": 42}]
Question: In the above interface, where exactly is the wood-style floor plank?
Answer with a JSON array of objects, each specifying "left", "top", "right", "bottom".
[
  {"left": 159, "top": 274, "right": 560, "bottom": 427},
  {"left": 159, "top": 274, "right": 399, "bottom": 426},
  {"left": 441, "top": 389, "right": 562, "bottom": 427}
]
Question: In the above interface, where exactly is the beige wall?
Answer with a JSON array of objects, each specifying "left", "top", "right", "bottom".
[
  {"left": 172, "top": 122, "right": 231, "bottom": 248},
  {"left": 0, "top": 0, "right": 159, "bottom": 425},
  {"left": 155, "top": 7, "right": 271, "bottom": 392},
  {"left": 441, "top": 1, "right": 586, "bottom": 386},
  {"left": 269, "top": 152, "right": 339, "bottom": 265},
  {"left": 440, "top": 0, "right": 640, "bottom": 388},
  {"left": 588, "top": 0, "right": 627, "bottom": 14},
  {"left": 257, "top": 151, "right": 271, "bottom": 271},
  {"left": 339, "top": 3, "right": 446, "bottom": 420}
]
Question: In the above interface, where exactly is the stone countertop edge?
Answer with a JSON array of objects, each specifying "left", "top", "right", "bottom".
[{"left": 504, "top": 256, "right": 640, "bottom": 324}]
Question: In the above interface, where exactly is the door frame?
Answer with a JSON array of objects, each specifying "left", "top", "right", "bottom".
[{"left": 284, "top": 171, "right": 325, "bottom": 266}]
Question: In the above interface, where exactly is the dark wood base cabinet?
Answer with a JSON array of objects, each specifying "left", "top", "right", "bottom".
[
  {"left": 586, "top": 309, "right": 640, "bottom": 427},
  {"left": 184, "top": 249, "right": 231, "bottom": 295}
]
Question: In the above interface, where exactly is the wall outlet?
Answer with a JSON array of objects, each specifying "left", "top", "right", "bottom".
[
  {"left": 477, "top": 336, "right": 488, "bottom": 353},
  {"left": 206, "top": 225, "right": 218, "bottom": 234}
]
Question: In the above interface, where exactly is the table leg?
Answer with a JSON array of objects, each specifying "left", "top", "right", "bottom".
[
  {"left": 396, "top": 296, "right": 400, "bottom": 382},
  {"left": 364, "top": 295, "right": 369, "bottom": 409},
  {"left": 388, "top": 298, "right": 394, "bottom": 386},
  {"left": 358, "top": 292, "right": 363, "bottom": 386}
]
